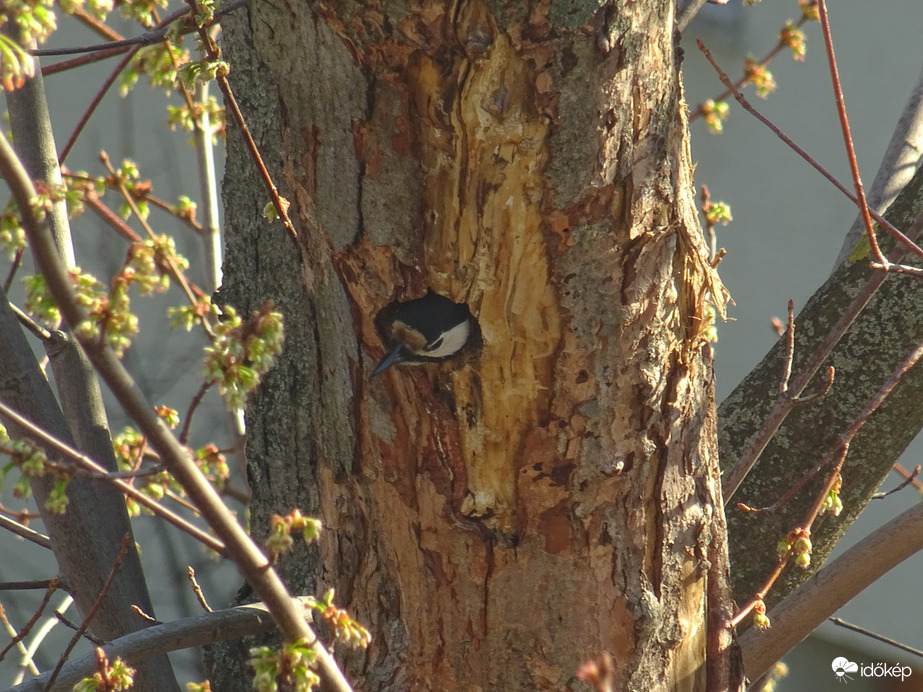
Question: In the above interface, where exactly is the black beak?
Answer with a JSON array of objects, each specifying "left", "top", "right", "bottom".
[{"left": 371, "top": 344, "right": 407, "bottom": 377}]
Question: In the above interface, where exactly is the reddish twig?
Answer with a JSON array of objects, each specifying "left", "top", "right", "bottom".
[
  {"left": 757, "top": 335, "right": 923, "bottom": 515},
  {"left": 70, "top": 7, "right": 124, "bottom": 43},
  {"left": 815, "top": 0, "right": 885, "bottom": 266},
  {"left": 181, "top": 2, "right": 298, "bottom": 242},
  {"left": 43, "top": 537, "right": 130, "bottom": 691},
  {"left": 696, "top": 39, "right": 923, "bottom": 265},
  {"left": 0, "top": 579, "right": 59, "bottom": 664},
  {"left": 873, "top": 464, "right": 921, "bottom": 499},
  {"left": 689, "top": 16, "right": 810, "bottom": 121},
  {"left": 179, "top": 381, "right": 212, "bottom": 446},
  {"left": 58, "top": 48, "right": 139, "bottom": 165}
]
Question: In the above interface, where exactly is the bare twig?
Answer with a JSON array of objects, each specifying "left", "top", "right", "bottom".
[
  {"left": 816, "top": 0, "right": 885, "bottom": 266},
  {"left": 872, "top": 465, "right": 921, "bottom": 499},
  {"left": 835, "top": 63, "right": 923, "bottom": 267},
  {"left": 757, "top": 337, "right": 923, "bottom": 514},
  {"left": 828, "top": 617, "right": 923, "bottom": 659},
  {"left": 44, "top": 536, "right": 130, "bottom": 691},
  {"left": 179, "top": 381, "right": 211, "bottom": 445},
  {"left": 181, "top": 2, "right": 298, "bottom": 242},
  {"left": 722, "top": 208, "right": 923, "bottom": 501},
  {"left": 51, "top": 611, "right": 104, "bottom": 645},
  {"left": 186, "top": 567, "right": 212, "bottom": 613},
  {"left": 0, "top": 579, "right": 59, "bottom": 664},
  {"left": 58, "top": 49, "right": 139, "bottom": 165}
]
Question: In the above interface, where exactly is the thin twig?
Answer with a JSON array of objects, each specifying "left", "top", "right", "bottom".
[
  {"left": 181, "top": 2, "right": 298, "bottom": 241},
  {"left": 756, "top": 337, "right": 923, "bottom": 514},
  {"left": 7, "top": 302, "right": 53, "bottom": 342},
  {"left": 51, "top": 611, "right": 105, "bottom": 645},
  {"left": 43, "top": 536, "right": 130, "bottom": 691},
  {"left": 3, "top": 248, "right": 25, "bottom": 293},
  {"left": 828, "top": 617, "right": 923, "bottom": 659},
  {"left": 58, "top": 49, "right": 139, "bottom": 165},
  {"left": 0, "top": 514, "right": 51, "bottom": 549},
  {"left": 872, "top": 465, "right": 921, "bottom": 499},
  {"left": 816, "top": 0, "right": 885, "bottom": 266},
  {"left": 71, "top": 7, "right": 124, "bottom": 43},
  {"left": 179, "top": 381, "right": 211, "bottom": 445},
  {"left": 187, "top": 567, "right": 212, "bottom": 613},
  {"left": 33, "top": 0, "right": 247, "bottom": 58},
  {"left": 721, "top": 202, "right": 923, "bottom": 501},
  {"left": 0, "top": 579, "right": 58, "bottom": 664},
  {"left": 99, "top": 152, "right": 200, "bottom": 308},
  {"left": 0, "top": 400, "right": 225, "bottom": 554},
  {"left": 696, "top": 39, "right": 923, "bottom": 264},
  {"left": 690, "top": 17, "right": 810, "bottom": 121},
  {"left": 739, "top": 502, "right": 923, "bottom": 680},
  {"left": 788, "top": 366, "right": 834, "bottom": 405},
  {"left": 835, "top": 64, "right": 923, "bottom": 267}
]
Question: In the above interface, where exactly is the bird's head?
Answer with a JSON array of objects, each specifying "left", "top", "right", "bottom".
[{"left": 372, "top": 292, "right": 473, "bottom": 376}]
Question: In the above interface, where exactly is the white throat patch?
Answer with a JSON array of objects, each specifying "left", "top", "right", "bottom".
[{"left": 421, "top": 318, "right": 471, "bottom": 358}]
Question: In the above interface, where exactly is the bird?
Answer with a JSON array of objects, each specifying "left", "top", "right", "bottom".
[{"left": 372, "top": 292, "right": 473, "bottom": 376}]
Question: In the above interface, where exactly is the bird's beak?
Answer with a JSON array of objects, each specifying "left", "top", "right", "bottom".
[{"left": 371, "top": 344, "right": 407, "bottom": 377}]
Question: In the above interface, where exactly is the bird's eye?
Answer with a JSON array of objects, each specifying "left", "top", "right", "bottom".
[{"left": 426, "top": 337, "right": 444, "bottom": 352}]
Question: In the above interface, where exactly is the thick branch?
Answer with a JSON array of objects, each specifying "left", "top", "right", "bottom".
[
  {"left": 739, "top": 501, "right": 923, "bottom": 680},
  {"left": 719, "top": 165, "right": 923, "bottom": 607},
  {"left": 8, "top": 599, "right": 314, "bottom": 692}
]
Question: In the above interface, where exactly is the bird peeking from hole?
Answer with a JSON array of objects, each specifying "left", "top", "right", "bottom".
[{"left": 372, "top": 292, "right": 476, "bottom": 376}]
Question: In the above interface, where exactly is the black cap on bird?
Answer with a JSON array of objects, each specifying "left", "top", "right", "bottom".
[{"left": 372, "top": 292, "right": 474, "bottom": 376}]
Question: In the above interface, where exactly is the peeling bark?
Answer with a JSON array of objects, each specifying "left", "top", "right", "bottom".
[{"left": 216, "top": 1, "right": 739, "bottom": 690}]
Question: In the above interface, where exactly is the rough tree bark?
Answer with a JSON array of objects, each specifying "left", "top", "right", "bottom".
[
  {"left": 212, "top": 1, "right": 739, "bottom": 690},
  {"left": 720, "top": 167, "right": 923, "bottom": 608}
]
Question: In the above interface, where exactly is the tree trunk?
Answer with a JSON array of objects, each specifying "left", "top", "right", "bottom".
[{"left": 215, "top": 1, "right": 739, "bottom": 690}]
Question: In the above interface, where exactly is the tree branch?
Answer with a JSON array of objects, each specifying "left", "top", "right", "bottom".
[
  {"left": 739, "top": 501, "right": 923, "bottom": 680},
  {"left": 7, "top": 599, "right": 319, "bottom": 692},
  {"left": 0, "top": 130, "right": 352, "bottom": 692}
]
